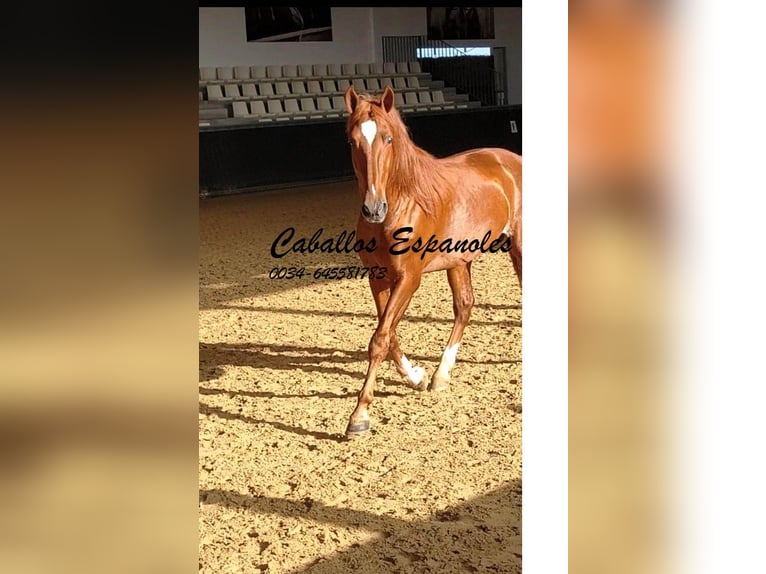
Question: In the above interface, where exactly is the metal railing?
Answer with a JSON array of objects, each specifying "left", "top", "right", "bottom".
[{"left": 382, "top": 35, "right": 506, "bottom": 106}]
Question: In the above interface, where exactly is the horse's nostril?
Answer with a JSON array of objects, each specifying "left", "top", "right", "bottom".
[{"left": 362, "top": 204, "right": 372, "bottom": 217}]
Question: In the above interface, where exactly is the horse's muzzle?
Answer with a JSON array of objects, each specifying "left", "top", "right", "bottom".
[{"left": 362, "top": 199, "right": 387, "bottom": 223}]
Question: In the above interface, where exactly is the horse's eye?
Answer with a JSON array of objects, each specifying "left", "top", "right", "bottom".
[{"left": 386, "top": 135, "right": 393, "bottom": 144}]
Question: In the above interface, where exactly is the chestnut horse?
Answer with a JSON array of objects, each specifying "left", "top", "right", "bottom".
[{"left": 343, "top": 85, "right": 522, "bottom": 438}]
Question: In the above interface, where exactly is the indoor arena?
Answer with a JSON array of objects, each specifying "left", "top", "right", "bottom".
[{"left": 199, "top": 6, "right": 522, "bottom": 573}]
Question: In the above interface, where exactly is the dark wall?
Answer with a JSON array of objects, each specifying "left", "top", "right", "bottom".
[{"left": 199, "top": 106, "right": 521, "bottom": 196}]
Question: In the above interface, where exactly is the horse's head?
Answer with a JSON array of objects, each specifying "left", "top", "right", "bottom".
[{"left": 345, "top": 85, "right": 398, "bottom": 224}]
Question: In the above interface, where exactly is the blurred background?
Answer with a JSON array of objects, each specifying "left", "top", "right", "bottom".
[
  {"left": 569, "top": 0, "right": 672, "bottom": 573},
  {"left": 0, "top": 7, "right": 198, "bottom": 574},
  {"left": 0, "top": 2, "right": 762, "bottom": 573}
]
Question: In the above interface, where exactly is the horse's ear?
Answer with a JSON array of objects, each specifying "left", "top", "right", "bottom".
[
  {"left": 344, "top": 85, "right": 358, "bottom": 114},
  {"left": 381, "top": 85, "right": 395, "bottom": 113}
]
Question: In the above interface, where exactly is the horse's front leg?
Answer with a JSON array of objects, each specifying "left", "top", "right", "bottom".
[
  {"left": 346, "top": 273, "right": 421, "bottom": 438},
  {"left": 369, "top": 277, "right": 426, "bottom": 391}
]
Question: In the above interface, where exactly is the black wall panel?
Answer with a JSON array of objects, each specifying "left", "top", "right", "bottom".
[{"left": 200, "top": 106, "right": 521, "bottom": 196}]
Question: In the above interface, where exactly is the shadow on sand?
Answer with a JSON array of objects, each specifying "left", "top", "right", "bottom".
[{"left": 200, "top": 479, "right": 521, "bottom": 573}]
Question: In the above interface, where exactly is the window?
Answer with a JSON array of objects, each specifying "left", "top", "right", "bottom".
[{"left": 416, "top": 46, "right": 491, "bottom": 59}]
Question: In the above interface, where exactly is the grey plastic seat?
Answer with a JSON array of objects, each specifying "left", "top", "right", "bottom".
[
  {"left": 322, "top": 79, "right": 336, "bottom": 93},
  {"left": 417, "top": 91, "right": 434, "bottom": 110},
  {"left": 301, "top": 97, "right": 323, "bottom": 118},
  {"left": 298, "top": 64, "right": 313, "bottom": 77},
  {"left": 259, "top": 83, "right": 275, "bottom": 96},
  {"left": 250, "top": 100, "right": 266, "bottom": 115},
  {"left": 251, "top": 66, "right": 267, "bottom": 79},
  {"left": 394, "top": 77, "right": 407, "bottom": 90},
  {"left": 317, "top": 96, "right": 338, "bottom": 118},
  {"left": 283, "top": 99, "right": 307, "bottom": 119},
  {"left": 383, "top": 62, "right": 396, "bottom": 74},
  {"left": 408, "top": 76, "right": 420, "bottom": 89},
  {"left": 409, "top": 61, "right": 422, "bottom": 74},
  {"left": 355, "top": 63, "right": 370, "bottom": 76},
  {"left": 341, "top": 63, "right": 355, "bottom": 76},
  {"left": 250, "top": 100, "right": 274, "bottom": 121},
  {"left": 224, "top": 84, "right": 242, "bottom": 99},
  {"left": 380, "top": 77, "right": 393, "bottom": 89},
  {"left": 275, "top": 82, "right": 291, "bottom": 96},
  {"left": 371, "top": 63, "right": 384, "bottom": 75},
  {"left": 241, "top": 83, "right": 258, "bottom": 98},
  {"left": 291, "top": 81, "right": 306, "bottom": 95},
  {"left": 396, "top": 62, "right": 409, "bottom": 74},
  {"left": 331, "top": 95, "right": 347, "bottom": 111},
  {"left": 267, "top": 99, "right": 290, "bottom": 121},
  {"left": 352, "top": 78, "right": 366, "bottom": 92},
  {"left": 217, "top": 67, "right": 234, "bottom": 81},
  {"left": 328, "top": 63, "right": 342, "bottom": 76},
  {"left": 307, "top": 80, "right": 322, "bottom": 94},
  {"left": 232, "top": 101, "right": 250, "bottom": 118},
  {"left": 317, "top": 96, "right": 332, "bottom": 111},
  {"left": 199, "top": 67, "right": 216, "bottom": 81},
  {"left": 394, "top": 92, "right": 406, "bottom": 107},
  {"left": 282, "top": 65, "right": 298, "bottom": 78},
  {"left": 234, "top": 66, "right": 250, "bottom": 80},
  {"left": 206, "top": 85, "right": 225, "bottom": 101},
  {"left": 267, "top": 65, "right": 283, "bottom": 78},
  {"left": 313, "top": 64, "right": 328, "bottom": 77},
  {"left": 432, "top": 91, "right": 454, "bottom": 109},
  {"left": 337, "top": 79, "right": 350, "bottom": 91},
  {"left": 366, "top": 78, "right": 380, "bottom": 91},
  {"left": 404, "top": 91, "right": 419, "bottom": 107}
]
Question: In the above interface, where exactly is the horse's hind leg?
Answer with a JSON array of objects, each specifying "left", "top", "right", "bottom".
[
  {"left": 430, "top": 263, "right": 474, "bottom": 391},
  {"left": 370, "top": 277, "right": 426, "bottom": 390},
  {"left": 510, "top": 244, "right": 522, "bottom": 285},
  {"left": 510, "top": 218, "right": 522, "bottom": 286}
]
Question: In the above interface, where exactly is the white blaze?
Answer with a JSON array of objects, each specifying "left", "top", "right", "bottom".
[
  {"left": 401, "top": 355, "right": 424, "bottom": 386},
  {"left": 361, "top": 119, "right": 377, "bottom": 147},
  {"left": 360, "top": 119, "right": 378, "bottom": 198}
]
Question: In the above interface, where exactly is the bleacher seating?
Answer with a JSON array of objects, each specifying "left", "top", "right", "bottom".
[{"left": 199, "top": 61, "right": 478, "bottom": 124}]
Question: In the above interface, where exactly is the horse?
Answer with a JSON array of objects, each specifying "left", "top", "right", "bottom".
[{"left": 343, "top": 85, "right": 522, "bottom": 438}]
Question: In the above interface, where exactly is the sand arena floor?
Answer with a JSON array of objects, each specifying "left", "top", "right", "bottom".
[{"left": 199, "top": 181, "right": 522, "bottom": 573}]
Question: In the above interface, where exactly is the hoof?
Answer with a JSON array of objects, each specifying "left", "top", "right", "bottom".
[
  {"left": 398, "top": 364, "right": 426, "bottom": 391},
  {"left": 345, "top": 419, "right": 370, "bottom": 439},
  {"left": 428, "top": 372, "right": 450, "bottom": 392},
  {"left": 407, "top": 375, "right": 428, "bottom": 392}
]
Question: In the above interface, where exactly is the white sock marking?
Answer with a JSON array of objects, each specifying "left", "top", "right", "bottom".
[
  {"left": 437, "top": 343, "right": 460, "bottom": 379},
  {"left": 401, "top": 355, "right": 424, "bottom": 386}
]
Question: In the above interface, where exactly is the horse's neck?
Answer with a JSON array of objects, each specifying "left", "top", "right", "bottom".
[{"left": 389, "top": 142, "right": 442, "bottom": 216}]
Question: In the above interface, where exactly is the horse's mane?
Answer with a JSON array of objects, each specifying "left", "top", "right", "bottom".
[{"left": 346, "top": 94, "right": 447, "bottom": 216}]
